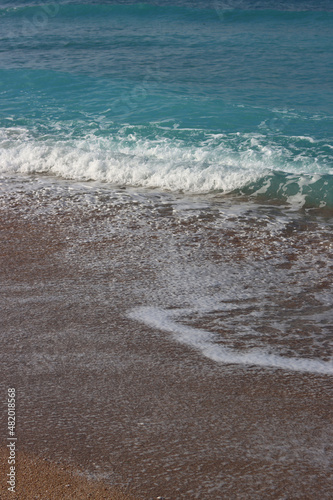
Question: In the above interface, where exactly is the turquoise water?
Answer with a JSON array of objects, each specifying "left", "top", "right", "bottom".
[{"left": 0, "top": 0, "right": 332, "bottom": 207}]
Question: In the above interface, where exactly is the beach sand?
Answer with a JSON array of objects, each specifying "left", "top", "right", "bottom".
[
  {"left": 0, "top": 447, "right": 135, "bottom": 499},
  {"left": 1, "top": 183, "right": 333, "bottom": 499}
]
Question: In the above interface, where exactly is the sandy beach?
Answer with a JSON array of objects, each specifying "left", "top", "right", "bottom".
[
  {"left": 0, "top": 447, "right": 135, "bottom": 499},
  {"left": 1, "top": 180, "right": 333, "bottom": 499}
]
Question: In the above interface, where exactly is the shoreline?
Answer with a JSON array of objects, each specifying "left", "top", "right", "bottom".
[{"left": 1, "top": 181, "right": 333, "bottom": 498}]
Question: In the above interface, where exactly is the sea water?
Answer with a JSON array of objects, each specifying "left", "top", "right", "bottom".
[
  {"left": 0, "top": 0, "right": 332, "bottom": 374},
  {"left": 1, "top": 0, "right": 333, "bottom": 206}
]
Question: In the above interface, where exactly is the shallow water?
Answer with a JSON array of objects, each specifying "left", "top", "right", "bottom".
[
  {"left": 1, "top": 176, "right": 333, "bottom": 498},
  {"left": 1, "top": 175, "right": 332, "bottom": 373}
]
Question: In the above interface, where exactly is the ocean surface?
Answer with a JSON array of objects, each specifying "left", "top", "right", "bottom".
[
  {"left": 1, "top": 0, "right": 333, "bottom": 206},
  {"left": 1, "top": 0, "right": 333, "bottom": 375}
]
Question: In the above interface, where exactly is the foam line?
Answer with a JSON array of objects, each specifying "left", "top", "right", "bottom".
[{"left": 129, "top": 307, "right": 333, "bottom": 375}]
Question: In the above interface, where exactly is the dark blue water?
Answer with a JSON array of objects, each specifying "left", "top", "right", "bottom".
[{"left": 0, "top": 0, "right": 332, "bottom": 207}]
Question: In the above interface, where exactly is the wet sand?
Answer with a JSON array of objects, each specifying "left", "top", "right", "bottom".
[{"left": 1, "top": 183, "right": 333, "bottom": 499}]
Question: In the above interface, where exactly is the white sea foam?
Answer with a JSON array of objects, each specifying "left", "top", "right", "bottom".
[
  {"left": 129, "top": 307, "right": 333, "bottom": 375},
  {"left": 0, "top": 128, "right": 264, "bottom": 192},
  {"left": 0, "top": 127, "right": 331, "bottom": 202}
]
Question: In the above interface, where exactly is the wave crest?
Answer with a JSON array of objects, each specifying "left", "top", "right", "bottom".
[{"left": 0, "top": 126, "right": 332, "bottom": 208}]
